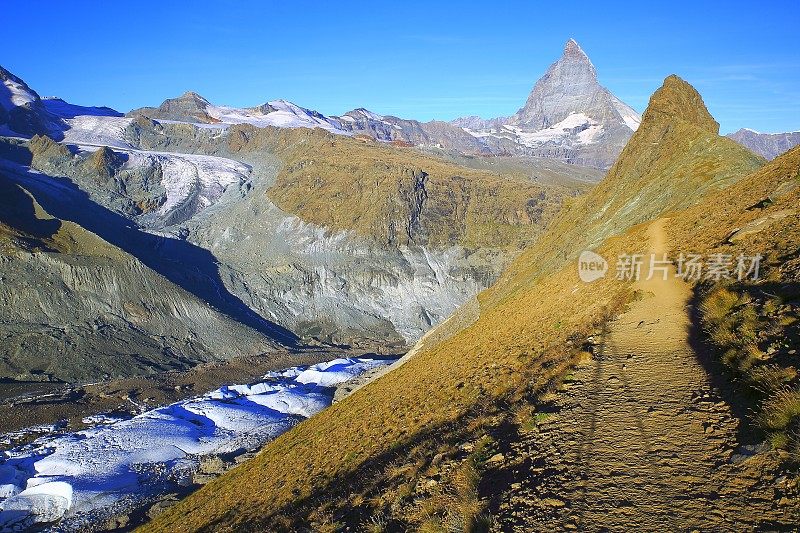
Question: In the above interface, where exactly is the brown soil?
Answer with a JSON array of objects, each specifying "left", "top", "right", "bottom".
[{"left": 491, "top": 219, "right": 800, "bottom": 530}]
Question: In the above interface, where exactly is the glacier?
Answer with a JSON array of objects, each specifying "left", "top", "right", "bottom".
[{"left": 0, "top": 357, "right": 393, "bottom": 531}]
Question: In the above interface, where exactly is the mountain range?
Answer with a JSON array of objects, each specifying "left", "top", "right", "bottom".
[
  {"left": 126, "top": 40, "right": 640, "bottom": 169},
  {"left": 0, "top": 50, "right": 607, "bottom": 380},
  {"left": 727, "top": 127, "right": 800, "bottom": 160},
  {"left": 1, "top": 37, "right": 800, "bottom": 531}
]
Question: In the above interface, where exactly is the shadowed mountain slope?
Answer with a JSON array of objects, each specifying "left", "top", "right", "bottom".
[{"left": 0, "top": 163, "right": 284, "bottom": 382}]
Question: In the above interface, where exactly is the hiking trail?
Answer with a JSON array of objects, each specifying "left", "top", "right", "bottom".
[{"left": 491, "top": 218, "right": 799, "bottom": 531}]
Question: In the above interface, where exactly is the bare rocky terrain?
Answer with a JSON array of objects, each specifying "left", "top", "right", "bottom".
[{"left": 728, "top": 128, "right": 800, "bottom": 160}]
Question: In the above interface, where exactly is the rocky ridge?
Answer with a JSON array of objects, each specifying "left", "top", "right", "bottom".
[{"left": 727, "top": 128, "right": 800, "bottom": 160}]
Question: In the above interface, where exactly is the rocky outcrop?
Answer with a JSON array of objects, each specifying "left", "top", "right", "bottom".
[
  {"left": 509, "top": 40, "right": 637, "bottom": 130},
  {"left": 130, "top": 91, "right": 221, "bottom": 123},
  {"left": 641, "top": 74, "right": 719, "bottom": 133}
]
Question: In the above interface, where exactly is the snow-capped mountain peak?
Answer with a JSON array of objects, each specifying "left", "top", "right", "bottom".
[
  {"left": 451, "top": 39, "right": 641, "bottom": 168},
  {"left": 0, "top": 73, "right": 38, "bottom": 111},
  {"left": 563, "top": 38, "right": 592, "bottom": 64}
]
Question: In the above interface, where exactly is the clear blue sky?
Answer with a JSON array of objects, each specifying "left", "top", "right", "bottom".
[{"left": 3, "top": 1, "right": 799, "bottom": 133}]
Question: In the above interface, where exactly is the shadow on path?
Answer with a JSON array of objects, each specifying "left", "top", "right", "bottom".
[{"left": 686, "top": 289, "right": 760, "bottom": 444}]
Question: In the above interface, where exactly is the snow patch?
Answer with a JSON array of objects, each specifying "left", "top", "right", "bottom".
[
  {"left": 0, "top": 78, "right": 36, "bottom": 111},
  {"left": 611, "top": 96, "right": 641, "bottom": 131},
  {"left": 204, "top": 99, "right": 349, "bottom": 135},
  {"left": 511, "top": 113, "right": 604, "bottom": 147},
  {"left": 0, "top": 482, "right": 72, "bottom": 530},
  {"left": 61, "top": 115, "right": 134, "bottom": 149},
  {"left": 0, "top": 357, "right": 392, "bottom": 528}
]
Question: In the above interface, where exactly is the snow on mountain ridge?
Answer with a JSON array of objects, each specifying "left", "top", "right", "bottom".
[
  {"left": 611, "top": 96, "right": 641, "bottom": 131},
  {"left": 0, "top": 78, "right": 37, "bottom": 110},
  {"left": 452, "top": 38, "right": 641, "bottom": 168}
]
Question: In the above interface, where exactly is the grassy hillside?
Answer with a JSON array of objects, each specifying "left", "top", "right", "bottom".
[
  {"left": 140, "top": 217, "right": 637, "bottom": 533},
  {"left": 227, "top": 125, "right": 571, "bottom": 250},
  {"left": 666, "top": 146, "right": 800, "bottom": 458},
  {"left": 140, "top": 75, "right": 774, "bottom": 531},
  {"left": 485, "top": 75, "right": 764, "bottom": 306}
]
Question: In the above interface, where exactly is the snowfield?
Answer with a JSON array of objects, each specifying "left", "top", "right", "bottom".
[
  {"left": 205, "top": 99, "right": 348, "bottom": 134},
  {"left": 611, "top": 96, "right": 642, "bottom": 131},
  {"left": 0, "top": 76, "right": 37, "bottom": 110},
  {"left": 461, "top": 112, "right": 616, "bottom": 148},
  {"left": 123, "top": 150, "right": 250, "bottom": 218},
  {"left": 62, "top": 115, "right": 135, "bottom": 149},
  {"left": 0, "top": 357, "right": 392, "bottom": 531}
]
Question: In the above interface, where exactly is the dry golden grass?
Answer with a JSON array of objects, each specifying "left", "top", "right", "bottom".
[
  {"left": 141, "top": 78, "right": 788, "bottom": 531},
  {"left": 668, "top": 146, "right": 800, "bottom": 459},
  {"left": 140, "top": 216, "right": 639, "bottom": 531},
  {"left": 227, "top": 124, "right": 569, "bottom": 250}
]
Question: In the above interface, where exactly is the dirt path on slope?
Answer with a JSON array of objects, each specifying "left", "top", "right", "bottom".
[{"left": 491, "top": 218, "right": 799, "bottom": 531}]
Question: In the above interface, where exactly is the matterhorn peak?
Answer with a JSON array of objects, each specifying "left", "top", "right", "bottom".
[
  {"left": 508, "top": 39, "right": 603, "bottom": 130},
  {"left": 563, "top": 38, "right": 589, "bottom": 61}
]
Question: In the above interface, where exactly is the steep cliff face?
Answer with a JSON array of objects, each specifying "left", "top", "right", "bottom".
[
  {"left": 0, "top": 169, "right": 278, "bottom": 382},
  {"left": 452, "top": 40, "right": 641, "bottom": 169},
  {"left": 509, "top": 40, "right": 637, "bottom": 131},
  {"left": 156, "top": 125, "right": 563, "bottom": 346}
]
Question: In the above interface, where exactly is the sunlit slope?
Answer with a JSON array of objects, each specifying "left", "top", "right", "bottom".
[
  {"left": 227, "top": 125, "right": 572, "bottom": 250},
  {"left": 139, "top": 208, "right": 637, "bottom": 533},
  {"left": 140, "top": 76, "right": 769, "bottom": 531},
  {"left": 487, "top": 75, "right": 764, "bottom": 305}
]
